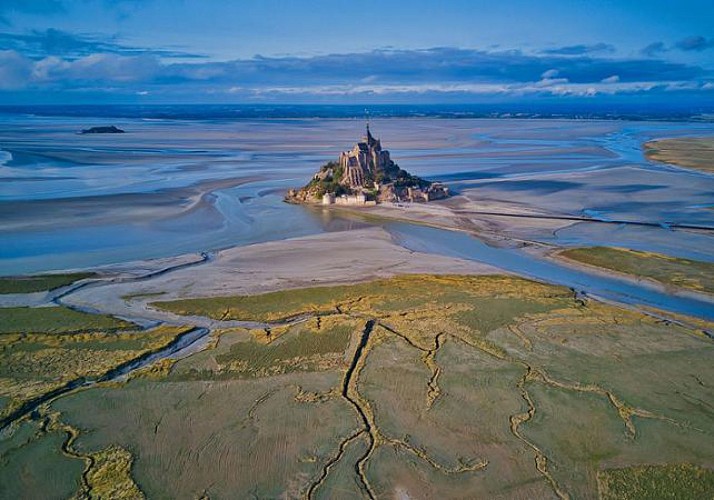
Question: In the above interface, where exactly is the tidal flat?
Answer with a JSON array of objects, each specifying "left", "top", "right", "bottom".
[
  {"left": 2, "top": 274, "right": 713, "bottom": 499},
  {"left": 3, "top": 115, "right": 714, "bottom": 274},
  {"left": 1, "top": 113, "right": 714, "bottom": 498}
]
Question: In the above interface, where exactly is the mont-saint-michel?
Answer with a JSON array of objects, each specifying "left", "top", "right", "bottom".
[
  {"left": 286, "top": 124, "right": 449, "bottom": 205},
  {"left": 2, "top": 1, "right": 714, "bottom": 499}
]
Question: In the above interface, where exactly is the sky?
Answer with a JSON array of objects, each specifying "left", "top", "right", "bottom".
[{"left": 0, "top": 0, "right": 713, "bottom": 106}]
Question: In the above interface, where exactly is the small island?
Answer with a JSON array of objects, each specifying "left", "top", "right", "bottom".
[
  {"left": 286, "top": 124, "right": 449, "bottom": 206},
  {"left": 79, "top": 125, "right": 125, "bottom": 134}
]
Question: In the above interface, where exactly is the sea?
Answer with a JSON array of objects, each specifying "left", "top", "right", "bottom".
[{"left": 1, "top": 104, "right": 714, "bottom": 279}]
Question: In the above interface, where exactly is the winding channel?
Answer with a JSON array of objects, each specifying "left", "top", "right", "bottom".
[
  {"left": 0, "top": 252, "right": 224, "bottom": 430},
  {"left": 5, "top": 213, "right": 711, "bottom": 432},
  {"left": 0, "top": 326, "right": 209, "bottom": 432},
  {"left": 383, "top": 221, "right": 714, "bottom": 322}
]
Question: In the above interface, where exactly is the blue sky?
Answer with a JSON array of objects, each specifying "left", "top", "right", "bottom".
[{"left": 0, "top": 0, "right": 712, "bottom": 105}]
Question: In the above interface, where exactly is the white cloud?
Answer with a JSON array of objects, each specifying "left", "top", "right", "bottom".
[
  {"left": 0, "top": 45, "right": 710, "bottom": 102},
  {"left": 242, "top": 80, "right": 673, "bottom": 98},
  {"left": 63, "top": 53, "right": 160, "bottom": 82},
  {"left": 9, "top": 51, "right": 162, "bottom": 86},
  {"left": 663, "top": 81, "right": 702, "bottom": 91},
  {"left": 252, "top": 83, "right": 512, "bottom": 96},
  {"left": 535, "top": 77, "right": 569, "bottom": 88},
  {"left": 0, "top": 50, "right": 32, "bottom": 89}
]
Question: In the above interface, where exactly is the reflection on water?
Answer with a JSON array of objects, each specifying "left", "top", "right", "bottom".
[{"left": 0, "top": 189, "right": 370, "bottom": 274}]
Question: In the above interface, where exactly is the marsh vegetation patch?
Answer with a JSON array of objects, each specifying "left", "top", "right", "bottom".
[
  {"left": 560, "top": 246, "right": 714, "bottom": 294},
  {"left": 598, "top": 463, "right": 714, "bottom": 500},
  {"left": 0, "top": 324, "right": 188, "bottom": 421},
  {"left": 0, "top": 306, "right": 135, "bottom": 335},
  {"left": 0, "top": 273, "right": 96, "bottom": 295},
  {"left": 2, "top": 274, "right": 713, "bottom": 498},
  {"left": 173, "top": 318, "right": 356, "bottom": 380},
  {"left": 152, "top": 274, "right": 572, "bottom": 323}
]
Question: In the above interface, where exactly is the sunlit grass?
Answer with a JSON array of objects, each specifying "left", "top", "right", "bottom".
[
  {"left": 645, "top": 137, "right": 714, "bottom": 173},
  {"left": 0, "top": 306, "right": 135, "bottom": 334},
  {"left": 599, "top": 463, "right": 714, "bottom": 500},
  {"left": 560, "top": 247, "right": 714, "bottom": 294}
]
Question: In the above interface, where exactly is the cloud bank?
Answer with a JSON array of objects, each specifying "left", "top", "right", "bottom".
[{"left": 0, "top": 40, "right": 712, "bottom": 102}]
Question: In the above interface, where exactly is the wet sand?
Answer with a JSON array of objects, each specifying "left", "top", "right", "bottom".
[
  {"left": 55, "top": 227, "right": 500, "bottom": 327},
  {"left": 3, "top": 116, "right": 714, "bottom": 274},
  {"left": 2, "top": 114, "right": 714, "bottom": 321}
]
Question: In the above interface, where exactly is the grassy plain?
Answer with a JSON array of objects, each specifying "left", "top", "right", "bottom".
[
  {"left": 0, "top": 420, "right": 84, "bottom": 500},
  {"left": 173, "top": 316, "right": 357, "bottom": 380},
  {"left": 0, "top": 305, "right": 135, "bottom": 334},
  {"left": 598, "top": 463, "right": 714, "bottom": 500},
  {"left": 0, "top": 307, "right": 188, "bottom": 421},
  {"left": 0, "top": 273, "right": 96, "bottom": 294},
  {"left": 0, "top": 303, "right": 188, "bottom": 499},
  {"left": 559, "top": 246, "right": 714, "bottom": 294},
  {"left": 2, "top": 274, "right": 713, "bottom": 498},
  {"left": 152, "top": 274, "right": 572, "bottom": 322},
  {"left": 645, "top": 136, "right": 714, "bottom": 173}
]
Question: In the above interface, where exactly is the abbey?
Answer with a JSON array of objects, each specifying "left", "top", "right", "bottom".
[
  {"left": 338, "top": 124, "right": 392, "bottom": 189},
  {"left": 286, "top": 124, "right": 449, "bottom": 205}
]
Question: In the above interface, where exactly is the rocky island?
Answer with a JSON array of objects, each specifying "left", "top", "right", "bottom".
[
  {"left": 286, "top": 124, "right": 449, "bottom": 205},
  {"left": 79, "top": 125, "right": 125, "bottom": 134}
]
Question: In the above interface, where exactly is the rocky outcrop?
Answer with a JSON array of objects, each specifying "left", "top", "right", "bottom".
[{"left": 79, "top": 126, "right": 125, "bottom": 134}]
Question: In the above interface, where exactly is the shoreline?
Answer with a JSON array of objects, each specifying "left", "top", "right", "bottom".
[
  {"left": 23, "top": 227, "right": 499, "bottom": 328},
  {"left": 4, "top": 212, "right": 713, "bottom": 333},
  {"left": 5, "top": 179, "right": 714, "bottom": 317}
]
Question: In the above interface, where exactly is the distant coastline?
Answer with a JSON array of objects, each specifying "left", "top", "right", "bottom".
[{"left": 1, "top": 103, "right": 713, "bottom": 122}]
